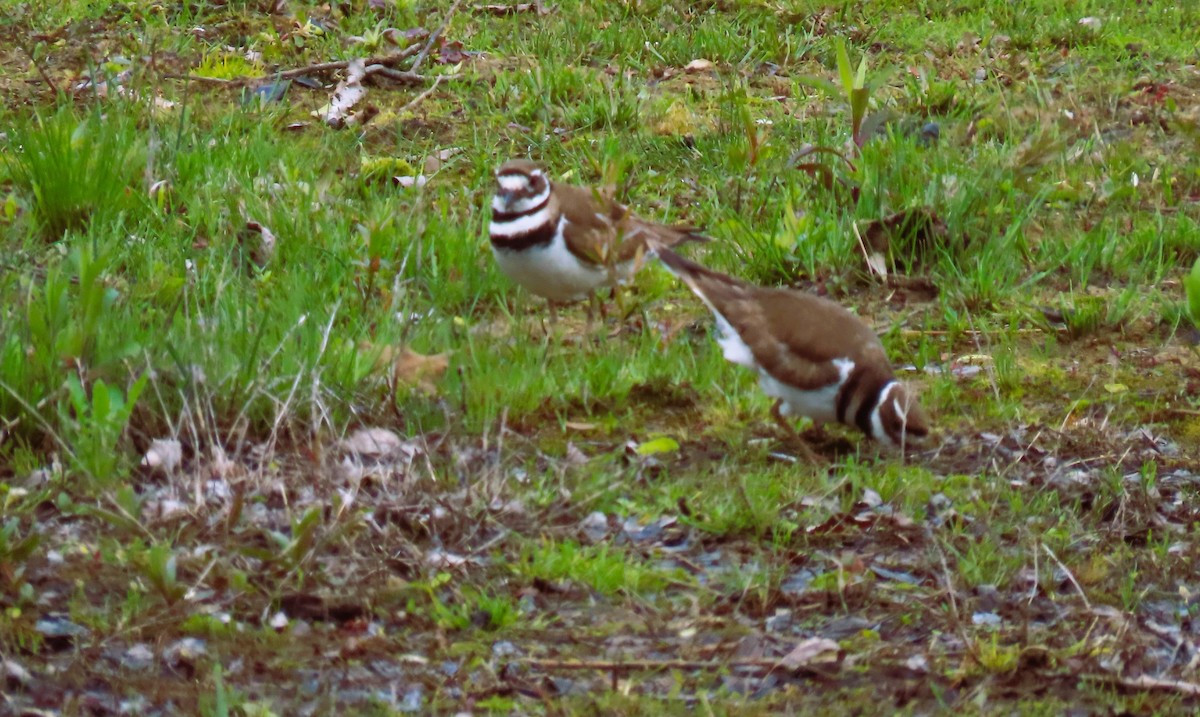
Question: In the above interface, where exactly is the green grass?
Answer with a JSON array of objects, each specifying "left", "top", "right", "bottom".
[{"left": 1, "top": 0, "right": 1199, "bottom": 713}]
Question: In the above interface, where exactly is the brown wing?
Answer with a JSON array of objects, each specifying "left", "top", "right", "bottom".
[
  {"left": 616, "top": 216, "right": 708, "bottom": 262},
  {"left": 558, "top": 183, "right": 708, "bottom": 268},
  {"left": 555, "top": 182, "right": 620, "bottom": 268},
  {"left": 717, "top": 287, "right": 845, "bottom": 390},
  {"left": 657, "top": 248, "right": 888, "bottom": 390},
  {"left": 754, "top": 288, "right": 893, "bottom": 387}
]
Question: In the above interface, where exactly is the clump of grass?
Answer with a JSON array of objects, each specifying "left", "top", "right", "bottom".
[
  {"left": 193, "top": 49, "right": 262, "bottom": 80},
  {"left": 1186, "top": 256, "right": 1200, "bottom": 329},
  {"left": 521, "top": 540, "right": 681, "bottom": 596},
  {"left": 5, "top": 106, "right": 145, "bottom": 240}
]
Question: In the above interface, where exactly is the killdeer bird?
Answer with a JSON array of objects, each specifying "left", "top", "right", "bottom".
[
  {"left": 655, "top": 247, "right": 930, "bottom": 457},
  {"left": 488, "top": 159, "right": 706, "bottom": 323}
]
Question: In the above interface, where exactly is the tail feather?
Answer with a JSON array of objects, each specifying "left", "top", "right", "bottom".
[
  {"left": 653, "top": 246, "right": 750, "bottom": 297},
  {"left": 670, "top": 226, "right": 712, "bottom": 245},
  {"left": 629, "top": 220, "right": 711, "bottom": 249}
]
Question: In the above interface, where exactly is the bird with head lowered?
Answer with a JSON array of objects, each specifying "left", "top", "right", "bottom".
[{"left": 655, "top": 246, "right": 930, "bottom": 460}]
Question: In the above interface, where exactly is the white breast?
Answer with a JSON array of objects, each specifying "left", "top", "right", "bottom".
[
  {"left": 712, "top": 315, "right": 851, "bottom": 424},
  {"left": 759, "top": 371, "right": 841, "bottom": 425},
  {"left": 767, "top": 356, "right": 854, "bottom": 424},
  {"left": 491, "top": 217, "right": 611, "bottom": 302}
]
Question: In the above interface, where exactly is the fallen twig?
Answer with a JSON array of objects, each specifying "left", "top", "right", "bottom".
[
  {"left": 523, "top": 658, "right": 780, "bottom": 672},
  {"left": 365, "top": 66, "right": 462, "bottom": 85},
  {"left": 16, "top": 40, "right": 60, "bottom": 95},
  {"left": 163, "top": 46, "right": 425, "bottom": 87},
  {"left": 1042, "top": 542, "right": 1091, "bottom": 610},
  {"left": 1083, "top": 672, "right": 1200, "bottom": 698},
  {"left": 898, "top": 328, "right": 1046, "bottom": 336},
  {"left": 410, "top": 0, "right": 463, "bottom": 74},
  {"left": 472, "top": 1, "right": 555, "bottom": 14},
  {"left": 398, "top": 74, "right": 449, "bottom": 114}
]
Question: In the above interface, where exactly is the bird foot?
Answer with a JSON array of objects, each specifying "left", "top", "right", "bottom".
[{"left": 769, "top": 400, "right": 828, "bottom": 465}]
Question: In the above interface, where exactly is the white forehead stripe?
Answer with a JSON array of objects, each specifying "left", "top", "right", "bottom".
[
  {"left": 490, "top": 206, "right": 553, "bottom": 238},
  {"left": 497, "top": 174, "right": 532, "bottom": 192},
  {"left": 494, "top": 185, "right": 551, "bottom": 215}
]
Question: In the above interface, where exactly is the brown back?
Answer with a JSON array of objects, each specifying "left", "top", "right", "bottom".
[{"left": 657, "top": 248, "right": 893, "bottom": 391}]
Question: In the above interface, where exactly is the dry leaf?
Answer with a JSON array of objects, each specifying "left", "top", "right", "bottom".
[
  {"left": 423, "top": 146, "right": 463, "bottom": 174},
  {"left": 77, "top": 69, "right": 176, "bottom": 112},
  {"left": 393, "top": 175, "right": 428, "bottom": 189},
  {"left": 779, "top": 637, "right": 840, "bottom": 670},
  {"left": 141, "top": 438, "right": 183, "bottom": 474},
  {"left": 564, "top": 442, "right": 589, "bottom": 466},
  {"left": 394, "top": 347, "right": 449, "bottom": 392},
  {"left": 425, "top": 549, "right": 472, "bottom": 569},
  {"left": 243, "top": 220, "right": 276, "bottom": 265},
  {"left": 858, "top": 208, "right": 950, "bottom": 275},
  {"left": 340, "top": 427, "right": 404, "bottom": 458},
  {"left": 363, "top": 343, "right": 450, "bottom": 394},
  {"left": 313, "top": 59, "right": 370, "bottom": 128},
  {"left": 360, "top": 342, "right": 451, "bottom": 393},
  {"left": 865, "top": 251, "right": 888, "bottom": 279}
]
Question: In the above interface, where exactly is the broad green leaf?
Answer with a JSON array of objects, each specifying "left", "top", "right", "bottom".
[
  {"left": 92, "top": 378, "right": 111, "bottom": 422},
  {"left": 835, "top": 38, "right": 853, "bottom": 98},
  {"left": 1186, "top": 256, "right": 1200, "bottom": 325},
  {"left": 795, "top": 75, "right": 841, "bottom": 97}
]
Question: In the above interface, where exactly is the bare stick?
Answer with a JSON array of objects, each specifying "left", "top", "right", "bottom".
[
  {"left": 365, "top": 66, "right": 462, "bottom": 85},
  {"left": 1083, "top": 673, "right": 1200, "bottom": 698},
  {"left": 398, "top": 74, "right": 448, "bottom": 114},
  {"left": 15, "top": 35, "right": 60, "bottom": 95},
  {"left": 162, "top": 46, "right": 424, "bottom": 87},
  {"left": 523, "top": 658, "right": 780, "bottom": 672},
  {"left": 1041, "top": 542, "right": 1091, "bottom": 610},
  {"left": 410, "top": 0, "right": 464, "bottom": 74}
]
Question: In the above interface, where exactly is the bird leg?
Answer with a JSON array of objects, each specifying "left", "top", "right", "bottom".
[
  {"left": 540, "top": 299, "right": 560, "bottom": 338},
  {"left": 769, "top": 399, "right": 825, "bottom": 464},
  {"left": 585, "top": 292, "right": 603, "bottom": 332}
]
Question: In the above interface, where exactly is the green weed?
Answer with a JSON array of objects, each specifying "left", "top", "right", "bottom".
[{"left": 4, "top": 107, "right": 145, "bottom": 240}]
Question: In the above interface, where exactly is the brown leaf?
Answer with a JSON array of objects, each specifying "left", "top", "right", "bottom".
[
  {"left": 241, "top": 220, "right": 277, "bottom": 267},
  {"left": 858, "top": 208, "right": 950, "bottom": 274},
  {"left": 437, "top": 40, "right": 467, "bottom": 65},
  {"left": 367, "top": 344, "right": 450, "bottom": 394}
]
